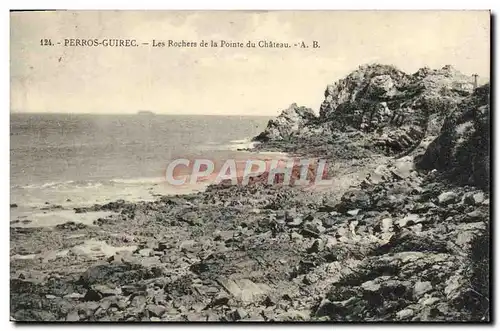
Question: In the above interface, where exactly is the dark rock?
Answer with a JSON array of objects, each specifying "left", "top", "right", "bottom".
[
  {"left": 337, "top": 190, "right": 372, "bottom": 212},
  {"left": 463, "top": 192, "right": 486, "bottom": 206},
  {"left": 307, "top": 238, "right": 325, "bottom": 253},
  {"left": 55, "top": 221, "right": 87, "bottom": 231},
  {"left": 314, "top": 299, "right": 335, "bottom": 318},
  {"left": 301, "top": 221, "right": 325, "bottom": 238},
  {"left": 205, "top": 293, "right": 230, "bottom": 309},
  {"left": 261, "top": 295, "right": 276, "bottom": 307},
  {"left": 417, "top": 84, "right": 490, "bottom": 188},
  {"left": 156, "top": 242, "right": 168, "bottom": 251},
  {"left": 227, "top": 308, "right": 247, "bottom": 321},
  {"left": 10, "top": 203, "right": 18, "bottom": 208},
  {"left": 79, "top": 263, "right": 132, "bottom": 286},
  {"left": 121, "top": 284, "right": 147, "bottom": 296}
]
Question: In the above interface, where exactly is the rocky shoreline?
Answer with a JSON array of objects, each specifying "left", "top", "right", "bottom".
[{"left": 10, "top": 64, "right": 490, "bottom": 322}]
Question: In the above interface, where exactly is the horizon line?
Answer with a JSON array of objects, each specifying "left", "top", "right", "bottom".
[{"left": 10, "top": 111, "right": 275, "bottom": 117}]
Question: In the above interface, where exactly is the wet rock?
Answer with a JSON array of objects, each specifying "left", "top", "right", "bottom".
[{"left": 416, "top": 83, "right": 490, "bottom": 188}]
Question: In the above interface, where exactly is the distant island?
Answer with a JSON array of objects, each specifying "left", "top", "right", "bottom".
[{"left": 137, "top": 110, "right": 155, "bottom": 115}]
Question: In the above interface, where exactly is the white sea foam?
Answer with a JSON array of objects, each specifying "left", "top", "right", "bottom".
[{"left": 109, "top": 177, "right": 166, "bottom": 185}]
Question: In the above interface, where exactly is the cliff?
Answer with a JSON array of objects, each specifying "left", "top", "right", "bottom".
[
  {"left": 255, "top": 64, "right": 476, "bottom": 157},
  {"left": 416, "top": 83, "right": 490, "bottom": 188}
]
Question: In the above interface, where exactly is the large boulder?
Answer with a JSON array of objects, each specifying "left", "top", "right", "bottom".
[
  {"left": 416, "top": 84, "right": 490, "bottom": 189},
  {"left": 254, "top": 103, "right": 317, "bottom": 141},
  {"left": 319, "top": 64, "right": 473, "bottom": 133}
]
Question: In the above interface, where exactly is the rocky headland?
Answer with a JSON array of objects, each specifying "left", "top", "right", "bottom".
[{"left": 10, "top": 64, "right": 490, "bottom": 322}]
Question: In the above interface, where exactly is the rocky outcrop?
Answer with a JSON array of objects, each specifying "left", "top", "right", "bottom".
[
  {"left": 416, "top": 84, "right": 490, "bottom": 188},
  {"left": 253, "top": 103, "right": 317, "bottom": 142}
]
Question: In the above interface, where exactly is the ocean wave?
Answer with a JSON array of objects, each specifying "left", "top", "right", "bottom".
[
  {"left": 13, "top": 177, "right": 164, "bottom": 190},
  {"left": 16, "top": 180, "right": 77, "bottom": 189},
  {"left": 224, "top": 137, "right": 260, "bottom": 151}
]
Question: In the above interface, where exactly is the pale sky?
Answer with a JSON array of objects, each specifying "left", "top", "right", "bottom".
[{"left": 10, "top": 10, "right": 490, "bottom": 115}]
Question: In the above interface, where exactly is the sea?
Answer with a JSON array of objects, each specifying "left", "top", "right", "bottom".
[{"left": 10, "top": 113, "right": 275, "bottom": 227}]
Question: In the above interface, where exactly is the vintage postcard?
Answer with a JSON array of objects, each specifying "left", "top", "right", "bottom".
[{"left": 10, "top": 10, "right": 491, "bottom": 322}]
